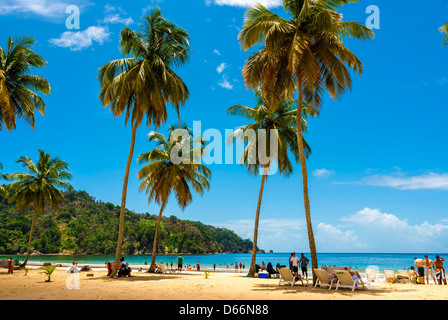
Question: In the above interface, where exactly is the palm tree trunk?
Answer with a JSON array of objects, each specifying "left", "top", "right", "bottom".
[
  {"left": 248, "top": 168, "right": 268, "bottom": 277},
  {"left": 296, "top": 82, "right": 318, "bottom": 284},
  {"left": 21, "top": 207, "right": 35, "bottom": 268},
  {"left": 149, "top": 201, "right": 167, "bottom": 273},
  {"left": 110, "top": 123, "right": 139, "bottom": 278}
]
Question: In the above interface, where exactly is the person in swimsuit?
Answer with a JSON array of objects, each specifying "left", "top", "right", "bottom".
[
  {"left": 414, "top": 257, "right": 425, "bottom": 284},
  {"left": 433, "top": 255, "right": 446, "bottom": 285}
]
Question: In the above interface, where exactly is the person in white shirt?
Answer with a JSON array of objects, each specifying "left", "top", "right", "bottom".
[{"left": 289, "top": 252, "right": 300, "bottom": 276}]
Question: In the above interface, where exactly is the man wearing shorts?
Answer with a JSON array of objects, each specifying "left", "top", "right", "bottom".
[
  {"left": 299, "top": 253, "right": 310, "bottom": 280},
  {"left": 177, "top": 255, "right": 184, "bottom": 272},
  {"left": 424, "top": 255, "right": 436, "bottom": 284},
  {"left": 414, "top": 257, "right": 425, "bottom": 284},
  {"left": 289, "top": 252, "right": 300, "bottom": 276},
  {"left": 433, "top": 255, "right": 446, "bottom": 285}
]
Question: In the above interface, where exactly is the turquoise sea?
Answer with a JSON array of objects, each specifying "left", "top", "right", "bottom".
[{"left": 2, "top": 252, "right": 446, "bottom": 272}]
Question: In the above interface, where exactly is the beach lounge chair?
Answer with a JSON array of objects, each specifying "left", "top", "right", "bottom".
[
  {"left": 156, "top": 263, "right": 168, "bottom": 274},
  {"left": 277, "top": 268, "right": 306, "bottom": 286},
  {"left": 384, "top": 270, "right": 396, "bottom": 283},
  {"left": 397, "top": 270, "right": 410, "bottom": 280},
  {"left": 325, "top": 266, "right": 351, "bottom": 274},
  {"left": 365, "top": 269, "right": 378, "bottom": 283},
  {"left": 334, "top": 270, "right": 365, "bottom": 292},
  {"left": 313, "top": 269, "right": 337, "bottom": 289}
]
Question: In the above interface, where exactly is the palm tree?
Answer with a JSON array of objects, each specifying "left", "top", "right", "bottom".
[
  {"left": 0, "top": 163, "right": 9, "bottom": 198},
  {"left": 98, "top": 8, "right": 190, "bottom": 277},
  {"left": 0, "top": 36, "right": 51, "bottom": 131},
  {"left": 137, "top": 124, "right": 211, "bottom": 273},
  {"left": 239, "top": 0, "right": 374, "bottom": 278},
  {"left": 440, "top": 22, "right": 448, "bottom": 46},
  {"left": 7, "top": 150, "right": 73, "bottom": 267},
  {"left": 226, "top": 89, "right": 311, "bottom": 276}
]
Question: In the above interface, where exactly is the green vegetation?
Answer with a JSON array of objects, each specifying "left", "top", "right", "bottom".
[
  {"left": 39, "top": 265, "right": 56, "bottom": 282},
  {"left": 441, "top": 22, "right": 448, "bottom": 46},
  {"left": 7, "top": 150, "right": 73, "bottom": 267},
  {"left": 0, "top": 190, "right": 256, "bottom": 255},
  {"left": 0, "top": 36, "right": 51, "bottom": 131}
]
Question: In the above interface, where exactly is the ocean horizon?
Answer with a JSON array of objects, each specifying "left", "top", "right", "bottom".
[{"left": 2, "top": 252, "right": 446, "bottom": 272}]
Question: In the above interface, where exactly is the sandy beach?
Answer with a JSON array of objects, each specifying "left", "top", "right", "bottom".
[{"left": 0, "top": 266, "right": 446, "bottom": 301}]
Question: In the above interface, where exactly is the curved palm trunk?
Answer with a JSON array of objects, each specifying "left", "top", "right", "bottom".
[
  {"left": 248, "top": 169, "right": 268, "bottom": 277},
  {"left": 149, "top": 201, "right": 167, "bottom": 273},
  {"left": 21, "top": 207, "right": 35, "bottom": 268},
  {"left": 110, "top": 123, "right": 139, "bottom": 278},
  {"left": 296, "top": 83, "right": 318, "bottom": 284}
]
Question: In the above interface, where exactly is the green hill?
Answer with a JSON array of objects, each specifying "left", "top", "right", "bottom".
[{"left": 0, "top": 190, "right": 259, "bottom": 255}]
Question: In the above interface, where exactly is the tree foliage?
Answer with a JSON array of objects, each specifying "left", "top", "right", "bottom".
[{"left": 0, "top": 190, "right": 256, "bottom": 255}]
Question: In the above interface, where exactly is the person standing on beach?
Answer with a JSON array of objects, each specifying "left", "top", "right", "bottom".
[
  {"left": 414, "top": 257, "right": 425, "bottom": 284},
  {"left": 196, "top": 262, "right": 200, "bottom": 272},
  {"left": 433, "top": 255, "right": 446, "bottom": 285},
  {"left": 290, "top": 252, "right": 300, "bottom": 276},
  {"left": 177, "top": 255, "right": 184, "bottom": 273},
  {"left": 300, "top": 253, "right": 310, "bottom": 280},
  {"left": 424, "top": 255, "right": 436, "bottom": 284}
]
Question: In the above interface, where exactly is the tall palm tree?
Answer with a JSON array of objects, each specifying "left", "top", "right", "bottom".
[
  {"left": 440, "top": 22, "right": 448, "bottom": 46},
  {"left": 137, "top": 124, "right": 211, "bottom": 272},
  {"left": 0, "top": 36, "right": 51, "bottom": 131},
  {"left": 227, "top": 89, "right": 311, "bottom": 276},
  {"left": 239, "top": 0, "right": 374, "bottom": 278},
  {"left": 7, "top": 150, "right": 73, "bottom": 267},
  {"left": 98, "top": 8, "right": 190, "bottom": 277},
  {"left": 0, "top": 163, "right": 9, "bottom": 198}
]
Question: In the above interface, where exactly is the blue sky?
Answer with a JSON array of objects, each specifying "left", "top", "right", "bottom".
[{"left": 1, "top": 0, "right": 447, "bottom": 253}]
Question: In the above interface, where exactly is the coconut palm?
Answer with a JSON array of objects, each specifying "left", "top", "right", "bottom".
[
  {"left": 137, "top": 124, "right": 211, "bottom": 273},
  {"left": 0, "top": 163, "right": 9, "bottom": 198},
  {"left": 239, "top": 0, "right": 374, "bottom": 279},
  {"left": 226, "top": 89, "right": 312, "bottom": 276},
  {"left": 0, "top": 36, "right": 51, "bottom": 131},
  {"left": 98, "top": 8, "right": 190, "bottom": 277},
  {"left": 440, "top": 22, "right": 448, "bottom": 46},
  {"left": 7, "top": 150, "right": 73, "bottom": 267}
]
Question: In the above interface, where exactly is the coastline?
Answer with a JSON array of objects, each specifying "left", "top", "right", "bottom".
[{"left": 1, "top": 265, "right": 446, "bottom": 301}]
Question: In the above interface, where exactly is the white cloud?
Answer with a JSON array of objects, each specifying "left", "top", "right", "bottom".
[
  {"left": 340, "top": 207, "right": 448, "bottom": 252},
  {"left": 213, "top": 49, "right": 221, "bottom": 56},
  {"left": 216, "top": 62, "right": 227, "bottom": 74},
  {"left": 312, "top": 168, "right": 335, "bottom": 179},
  {"left": 362, "top": 173, "right": 448, "bottom": 190},
  {"left": 214, "top": 218, "right": 306, "bottom": 252},
  {"left": 316, "top": 223, "right": 367, "bottom": 251},
  {"left": 211, "top": 0, "right": 282, "bottom": 8},
  {"left": 102, "top": 13, "right": 133, "bottom": 25},
  {"left": 218, "top": 75, "right": 233, "bottom": 90},
  {"left": 49, "top": 26, "right": 110, "bottom": 51},
  {"left": 0, "top": 0, "right": 92, "bottom": 19},
  {"left": 102, "top": 4, "right": 133, "bottom": 25},
  {"left": 213, "top": 207, "right": 448, "bottom": 253}
]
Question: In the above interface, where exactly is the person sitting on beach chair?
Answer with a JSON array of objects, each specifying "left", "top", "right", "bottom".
[{"left": 266, "top": 263, "right": 279, "bottom": 278}]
